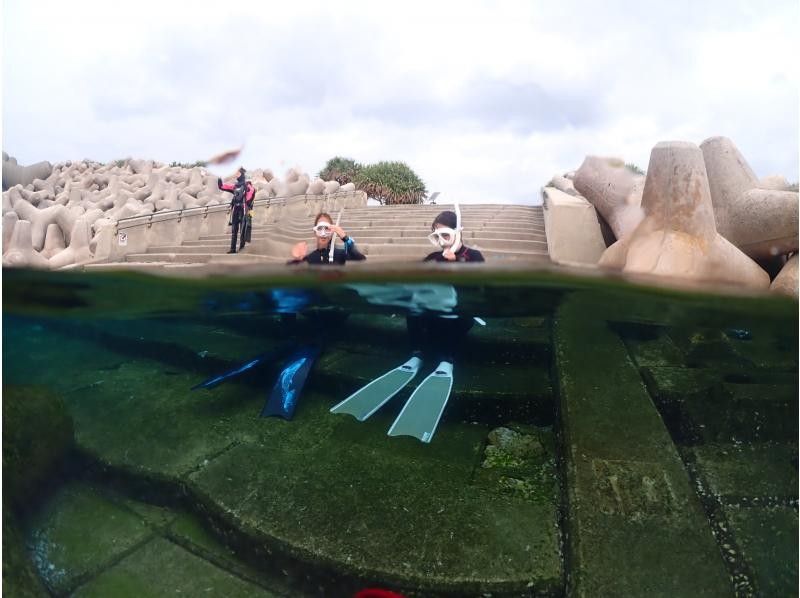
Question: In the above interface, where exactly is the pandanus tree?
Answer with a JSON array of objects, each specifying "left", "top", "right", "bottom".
[
  {"left": 318, "top": 157, "right": 363, "bottom": 185},
  {"left": 354, "top": 161, "right": 427, "bottom": 205}
]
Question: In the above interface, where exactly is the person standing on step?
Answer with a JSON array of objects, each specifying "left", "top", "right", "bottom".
[
  {"left": 218, "top": 167, "right": 255, "bottom": 254},
  {"left": 288, "top": 212, "right": 366, "bottom": 265}
]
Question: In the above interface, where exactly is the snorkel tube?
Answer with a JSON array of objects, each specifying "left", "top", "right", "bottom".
[
  {"left": 328, "top": 209, "right": 343, "bottom": 263},
  {"left": 452, "top": 203, "right": 463, "bottom": 254}
]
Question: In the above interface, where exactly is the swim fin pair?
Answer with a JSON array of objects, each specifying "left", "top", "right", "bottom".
[
  {"left": 329, "top": 356, "right": 454, "bottom": 443},
  {"left": 192, "top": 345, "right": 319, "bottom": 420}
]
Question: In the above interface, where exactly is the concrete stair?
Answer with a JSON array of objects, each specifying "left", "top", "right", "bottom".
[{"left": 118, "top": 204, "right": 550, "bottom": 267}]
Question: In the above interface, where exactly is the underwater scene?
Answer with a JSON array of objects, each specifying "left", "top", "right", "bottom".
[{"left": 3, "top": 267, "right": 798, "bottom": 597}]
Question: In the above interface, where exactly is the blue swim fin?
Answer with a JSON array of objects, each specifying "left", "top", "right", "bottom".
[
  {"left": 190, "top": 344, "right": 293, "bottom": 390},
  {"left": 261, "top": 346, "right": 321, "bottom": 420}
]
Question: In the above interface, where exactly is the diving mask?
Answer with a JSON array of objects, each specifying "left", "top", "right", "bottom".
[
  {"left": 427, "top": 227, "right": 459, "bottom": 248},
  {"left": 313, "top": 223, "right": 332, "bottom": 238}
]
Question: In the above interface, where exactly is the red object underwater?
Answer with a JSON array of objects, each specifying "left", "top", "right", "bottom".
[{"left": 354, "top": 589, "right": 406, "bottom": 598}]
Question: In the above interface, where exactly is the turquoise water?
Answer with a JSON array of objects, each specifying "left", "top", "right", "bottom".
[{"left": 3, "top": 267, "right": 797, "bottom": 597}]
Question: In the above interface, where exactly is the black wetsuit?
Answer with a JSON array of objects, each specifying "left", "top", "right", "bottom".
[
  {"left": 288, "top": 236, "right": 366, "bottom": 265},
  {"left": 423, "top": 245, "right": 484, "bottom": 262},
  {"left": 410, "top": 244, "right": 485, "bottom": 361},
  {"left": 218, "top": 178, "right": 255, "bottom": 252}
]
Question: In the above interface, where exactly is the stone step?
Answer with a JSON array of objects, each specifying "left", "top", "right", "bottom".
[
  {"left": 685, "top": 441, "right": 798, "bottom": 596},
  {"left": 198, "top": 231, "right": 546, "bottom": 244},
  {"left": 257, "top": 222, "right": 546, "bottom": 234},
  {"left": 359, "top": 243, "right": 548, "bottom": 257},
  {"left": 199, "top": 226, "right": 546, "bottom": 243},
  {"left": 346, "top": 204, "right": 542, "bottom": 210},
  {"left": 346, "top": 206, "right": 543, "bottom": 215},
  {"left": 269, "top": 217, "right": 546, "bottom": 227},
  {"left": 147, "top": 245, "right": 232, "bottom": 254},
  {"left": 80, "top": 262, "right": 213, "bottom": 272},
  {"left": 125, "top": 252, "right": 266, "bottom": 263},
  {"left": 640, "top": 366, "right": 798, "bottom": 444},
  {"left": 173, "top": 233, "right": 548, "bottom": 253},
  {"left": 338, "top": 217, "right": 544, "bottom": 227},
  {"left": 346, "top": 231, "right": 548, "bottom": 242},
  {"left": 126, "top": 248, "right": 549, "bottom": 264}
]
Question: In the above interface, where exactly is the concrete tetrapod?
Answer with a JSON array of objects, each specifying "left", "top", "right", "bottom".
[
  {"left": 548, "top": 174, "right": 579, "bottom": 196},
  {"left": 49, "top": 217, "right": 93, "bottom": 269},
  {"left": 770, "top": 255, "right": 798, "bottom": 298},
  {"left": 700, "top": 136, "right": 799, "bottom": 259},
  {"left": 42, "top": 223, "right": 67, "bottom": 258},
  {"left": 598, "top": 141, "right": 770, "bottom": 289},
  {"left": 3, "top": 211, "right": 19, "bottom": 253},
  {"left": 2, "top": 152, "right": 53, "bottom": 191},
  {"left": 13, "top": 199, "right": 77, "bottom": 250},
  {"left": 573, "top": 156, "right": 645, "bottom": 241},
  {"left": 2, "top": 220, "right": 50, "bottom": 269},
  {"left": 307, "top": 178, "right": 326, "bottom": 195}
]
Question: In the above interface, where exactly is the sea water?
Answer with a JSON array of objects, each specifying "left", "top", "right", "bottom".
[{"left": 2, "top": 267, "right": 797, "bottom": 597}]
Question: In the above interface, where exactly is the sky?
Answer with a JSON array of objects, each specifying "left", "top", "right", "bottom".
[{"left": 2, "top": 0, "right": 798, "bottom": 205}]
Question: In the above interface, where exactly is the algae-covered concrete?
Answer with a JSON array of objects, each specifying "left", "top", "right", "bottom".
[
  {"left": 3, "top": 510, "right": 49, "bottom": 598},
  {"left": 2, "top": 385, "right": 74, "bottom": 597},
  {"left": 73, "top": 538, "right": 274, "bottom": 597},
  {"left": 25, "top": 482, "right": 282, "bottom": 596},
  {"left": 2, "top": 385, "right": 74, "bottom": 511},
  {"left": 553, "top": 294, "right": 732, "bottom": 596},
  {"left": 5, "top": 314, "right": 561, "bottom": 596},
  {"left": 6, "top": 283, "right": 796, "bottom": 595}
]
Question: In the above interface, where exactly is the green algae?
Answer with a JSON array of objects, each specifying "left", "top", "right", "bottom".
[{"left": 2, "top": 386, "right": 74, "bottom": 511}]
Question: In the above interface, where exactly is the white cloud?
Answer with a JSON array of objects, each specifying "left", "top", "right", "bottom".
[{"left": 3, "top": 0, "right": 798, "bottom": 204}]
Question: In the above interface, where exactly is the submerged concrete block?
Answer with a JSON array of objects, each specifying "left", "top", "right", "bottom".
[{"left": 554, "top": 294, "right": 732, "bottom": 597}]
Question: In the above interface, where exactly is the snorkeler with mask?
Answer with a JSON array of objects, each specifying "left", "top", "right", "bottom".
[
  {"left": 424, "top": 209, "right": 484, "bottom": 262},
  {"left": 331, "top": 206, "right": 485, "bottom": 443},
  {"left": 288, "top": 212, "right": 366, "bottom": 265}
]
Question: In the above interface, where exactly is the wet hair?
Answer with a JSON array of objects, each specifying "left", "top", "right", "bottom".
[
  {"left": 314, "top": 212, "right": 332, "bottom": 225},
  {"left": 432, "top": 210, "right": 458, "bottom": 231}
]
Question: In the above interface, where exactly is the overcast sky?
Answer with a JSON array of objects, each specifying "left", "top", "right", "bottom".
[{"left": 3, "top": 0, "right": 798, "bottom": 204}]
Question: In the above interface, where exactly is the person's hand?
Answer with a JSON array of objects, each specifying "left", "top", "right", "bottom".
[
  {"left": 442, "top": 248, "right": 456, "bottom": 261},
  {"left": 291, "top": 241, "right": 307, "bottom": 260},
  {"left": 330, "top": 225, "right": 346, "bottom": 238}
]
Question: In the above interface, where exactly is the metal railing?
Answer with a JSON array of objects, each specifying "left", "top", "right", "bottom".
[{"left": 113, "top": 190, "right": 362, "bottom": 233}]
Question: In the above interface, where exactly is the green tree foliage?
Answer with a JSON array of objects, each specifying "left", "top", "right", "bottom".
[
  {"left": 169, "top": 160, "right": 208, "bottom": 168},
  {"left": 318, "top": 156, "right": 363, "bottom": 185},
  {"left": 625, "top": 163, "right": 645, "bottom": 175},
  {"left": 354, "top": 161, "right": 427, "bottom": 205}
]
